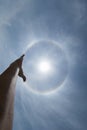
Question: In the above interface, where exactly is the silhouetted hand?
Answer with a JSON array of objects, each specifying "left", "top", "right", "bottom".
[{"left": 22, "top": 75, "right": 26, "bottom": 82}]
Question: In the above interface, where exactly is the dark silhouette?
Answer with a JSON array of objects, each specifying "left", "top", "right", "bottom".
[{"left": 0, "top": 54, "right": 26, "bottom": 130}]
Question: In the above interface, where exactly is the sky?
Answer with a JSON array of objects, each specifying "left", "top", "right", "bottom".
[{"left": 0, "top": 0, "right": 87, "bottom": 130}]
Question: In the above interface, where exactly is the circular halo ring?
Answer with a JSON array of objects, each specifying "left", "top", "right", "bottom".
[{"left": 24, "top": 39, "right": 69, "bottom": 95}]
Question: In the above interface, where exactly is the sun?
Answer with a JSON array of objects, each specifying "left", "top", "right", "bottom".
[
  {"left": 37, "top": 59, "right": 52, "bottom": 74},
  {"left": 24, "top": 40, "right": 68, "bottom": 94}
]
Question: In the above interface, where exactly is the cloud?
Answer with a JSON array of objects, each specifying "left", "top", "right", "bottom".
[
  {"left": 0, "top": 0, "right": 29, "bottom": 72},
  {"left": 0, "top": 0, "right": 28, "bottom": 27}
]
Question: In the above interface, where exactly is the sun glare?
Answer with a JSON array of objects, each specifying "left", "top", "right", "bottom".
[{"left": 37, "top": 60, "right": 52, "bottom": 74}]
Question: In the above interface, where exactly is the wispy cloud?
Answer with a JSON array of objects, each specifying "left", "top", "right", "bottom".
[{"left": 0, "top": 0, "right": 28, "bottom": 27}]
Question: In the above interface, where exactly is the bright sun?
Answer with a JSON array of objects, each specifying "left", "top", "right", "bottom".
[
  {"left": 37, "top": 60, "right": 52, "bottom": 74},
  {"left": 25, "top": 40, "right": 68, "bottom": 94}
]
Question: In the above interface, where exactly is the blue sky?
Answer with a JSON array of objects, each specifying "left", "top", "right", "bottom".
[{"left": 0, "top": 0, "right": 87, "bottom": 130}]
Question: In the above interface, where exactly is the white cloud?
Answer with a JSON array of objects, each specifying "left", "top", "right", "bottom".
[
  {"left": 0, "top": 0, "right": 30, "bottom": 72},
  {"left": 0, "top": 0, "right": 28, "bottom": 27},
  {"left": 72, "top": 0, "right": 86, "bottom": 24}
]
